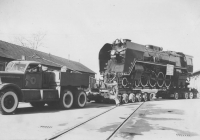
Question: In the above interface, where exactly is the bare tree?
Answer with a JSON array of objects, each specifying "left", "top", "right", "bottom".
[{"left": 15, "top": 32, "right": 46, "bottom": 50}]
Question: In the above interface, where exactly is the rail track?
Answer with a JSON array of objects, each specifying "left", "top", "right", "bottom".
[{"left": 48, "top": 102, "right": 144, "bottom": 140}]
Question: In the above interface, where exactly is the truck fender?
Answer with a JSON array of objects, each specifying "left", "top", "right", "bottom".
[{"left": 0, "top": 83, "right": 23, "bottom": 101}]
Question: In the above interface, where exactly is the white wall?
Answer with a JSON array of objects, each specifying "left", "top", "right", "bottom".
[{"left": 189, "top": 75, "right": 200, "bottom": 92}]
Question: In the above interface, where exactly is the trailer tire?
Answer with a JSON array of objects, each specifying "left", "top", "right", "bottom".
[
  {"left": 59, "top": 90, "right": 73, "bottom": 109},
  {"left": 136, "top": 93, "right": 142, "bottom": 102},
  {"left": 183, "top": 92, "right": 189, "bottom": 99},
  {"left": 174, "top": 92, "right": 179, "bottom": 100},
  {"left": 30, "top": 102, "right": 45, "bottom": 108},
  {"left": 0, "top": 89, "right": 19, "bottom": 115},
  {"left": 189, "top": 92, "right": 193, "bottom": 99},
  {"left": 122, "top": 93, "right": 129, "bottom": 104},
  {"left": 142, "top": 93, "right": 148, "bottom": 102},
  {"left": 148, "top": 93, "right": 154, "bottom": 101},
  {"left": 129, "top": 93, "right": 136, "bottom": 103},
  {"left": 74, "top": 90, "right": 87, "bottom": 108}
]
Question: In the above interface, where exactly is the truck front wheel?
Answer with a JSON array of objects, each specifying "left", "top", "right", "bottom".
[
  {"left": 0, "top": 89, "right": 19, "bottom": 115},
  {"left": 59, "top": 90, "right": 74, "bottom": 109},
  {"left": 74, "top": 90, "right": 87, "bottom": 108}
]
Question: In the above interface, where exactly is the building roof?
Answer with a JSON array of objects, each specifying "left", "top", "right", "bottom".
[{"left": 0, "top": 40, "right": 95, "bottom": 74}]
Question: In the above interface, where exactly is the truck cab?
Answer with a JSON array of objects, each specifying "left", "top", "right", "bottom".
[{"left": 0, "top": 60, "right": 89, "bottom": 115}]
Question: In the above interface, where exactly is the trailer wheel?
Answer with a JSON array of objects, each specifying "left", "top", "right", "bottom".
[
  {"left": 59, "top": 90, "right": 73, "bottom": 109},
  {"left": 0, "top": 89, "right": 19, "bottom": 115},
  {"left": 189, "top": 92, "right": 193, "bottom": 99},
  {"left": 30, "top": 102, "right": 45, "bottom": 108},
  {"left": 147, "top": 93, "right": 154, "bottom": 101},
  {"left": 118, "top": 95, "right": 122, "bottom": 104},
  {"left": 129, "top": 93, "right": 136, "bottom": 103},
  {"left": 142, "top": 93, "right": 148, "bottom": 102},
  {"left": 183, "top": 92, "right": 189, "bottom": 99},
  {"left": 136, "top": 93, "right": 142, "bottom": 102},
  {"left": 122, "top": 93, "right": 129, "bottom": 104},
  {"left": 74, "top": 90, "right": 87, "bottom": 108},
  {"left": 174, "top": 92, "right": 179, "bottom": 100}
]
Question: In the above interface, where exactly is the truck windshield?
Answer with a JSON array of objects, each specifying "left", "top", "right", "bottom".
[{"left": 5, "top": 62, "right": 27, "bottom": 72}]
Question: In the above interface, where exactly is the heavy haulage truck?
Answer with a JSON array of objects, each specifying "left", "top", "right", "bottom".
[
  {"left": 0, "top": 60, "right": 89, "bottom": 115},
  {"left": 88, "top": 39, "right": 198, "bottom": 103}
]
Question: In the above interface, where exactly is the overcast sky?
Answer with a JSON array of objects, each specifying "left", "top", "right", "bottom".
[{"left": 0, "top": 0, "right": 200, "bottom": 78}]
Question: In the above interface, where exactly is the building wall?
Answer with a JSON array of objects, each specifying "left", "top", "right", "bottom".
[
  {"left": 189, "top": 75, "right": 200, "bottom": 92},
  {"left": 0, "top": 57, "right": 13, "bottom": 71}
]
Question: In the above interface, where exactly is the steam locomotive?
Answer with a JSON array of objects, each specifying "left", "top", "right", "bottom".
[{"left": 96, "top": 39, "right": 196, "bottom": 103}]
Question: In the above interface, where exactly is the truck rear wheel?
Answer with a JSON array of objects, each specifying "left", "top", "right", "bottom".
[
  {"left": 59, "top": 90, "right": 74, "bottom": 109},
  {"left": 30, "top": 102, "right": 45, "bottom": 108},
  {"left": 0, "top": 89, "right": 19, "bottom": 115},
  {"left": 74, "top": 90, "right": 87, "bottom": 108}
]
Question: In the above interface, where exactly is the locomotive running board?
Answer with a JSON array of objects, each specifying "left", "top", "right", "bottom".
[
  {"left": 136, "top": 60, "right": 187, "bottom": 69},
  {"left": 124, "top": 60, "right": 187, "bottom": 76}
]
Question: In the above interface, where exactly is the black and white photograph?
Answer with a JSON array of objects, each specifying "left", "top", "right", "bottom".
[{"left": 0, "top": 0, "right": 200, "bottom": 140}]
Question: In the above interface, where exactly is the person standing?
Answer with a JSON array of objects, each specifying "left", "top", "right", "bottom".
[{"left": 105, "top": 80, "right": 120, "bottom": 106}]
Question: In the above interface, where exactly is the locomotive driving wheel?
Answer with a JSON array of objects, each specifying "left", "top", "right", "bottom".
[
  {"left": 165, "top": 75, "right": 171, "bottom": 88},
  {"left": 135, "top": 79, "right": 141, "bottom": 87},
  {"left": 141, "top": 73, "right": 148, "bottom": 87},
  {"left": 157, "top": 72, "right": 165, "bottom": 88},
  {"left": 149, "top": 71, "right": 157, "bottom": 87}
]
